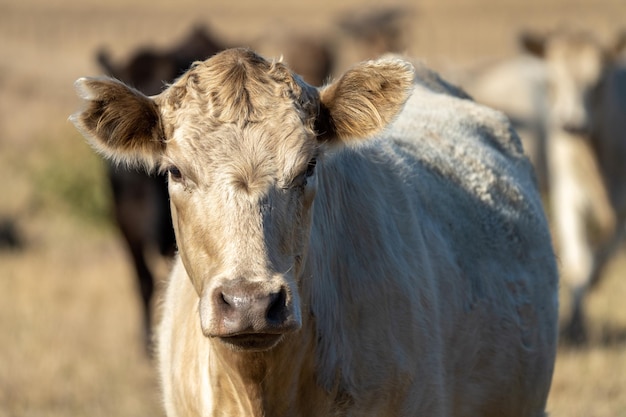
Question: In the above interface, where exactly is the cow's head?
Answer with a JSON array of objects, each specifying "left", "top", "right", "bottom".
[
  {"left": 71, "top": 48, "right": 413, "bottom": 352},
  {"left": 520, "top": 28, "right": 608, "bottom": 135}
]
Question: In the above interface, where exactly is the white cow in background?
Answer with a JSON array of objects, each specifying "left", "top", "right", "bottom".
[
  {"left": 519, "top": 28, "right": 626, "bottom": 344},
  {"left": 455, "top": 28, "right": 626, "bottom": 345}
]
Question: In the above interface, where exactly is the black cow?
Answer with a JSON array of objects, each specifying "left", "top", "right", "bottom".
[{"left": 96, "top": 25, "right": 227, "bottom": 353}]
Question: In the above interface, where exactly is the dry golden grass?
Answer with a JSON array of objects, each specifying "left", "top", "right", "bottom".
[{"left": 1, "top": 0, "right": 625, "bottom": 416}]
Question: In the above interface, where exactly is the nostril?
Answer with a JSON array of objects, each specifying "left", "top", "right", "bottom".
[
  {"left": 215, "top": 290, "right": 234, "bottom": 312},
  {"left": 220, "top": 292, "right": 229, "bottom": 305},
  {"left": 266, "top": 288, "right": 287, "bottom": 324}
]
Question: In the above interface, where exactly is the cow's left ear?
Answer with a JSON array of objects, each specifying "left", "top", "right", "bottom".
[
  {"left": 70, "top": 76, "right": 165, "bottom": 170},
  {"left": 316, "top": 57, "right": 414, "bottom": 145}
]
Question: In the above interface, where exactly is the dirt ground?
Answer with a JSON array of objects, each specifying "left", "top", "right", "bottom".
[{"left": 1, "top": 0, "right": 626, "bottom": 416}]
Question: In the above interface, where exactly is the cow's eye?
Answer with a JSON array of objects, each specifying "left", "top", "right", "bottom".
[
  {"left": 305, "top": 157, "right": 317, "bottom": 178},
  {"left": 288, "top": 157, "right": 318, "bottom": 189},
  {"left": 168, "top": 166, "right": 183, "bottom": 182}
]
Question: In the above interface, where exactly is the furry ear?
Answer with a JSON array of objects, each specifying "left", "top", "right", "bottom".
[
  {"left": 316, "top": 57, "right": 414, "bottom": 145},
  {"left": 519, "top": 31, "right": 546, "bottom": 58},
  {"left": 70, "top": 76, "right": 165, "bottom": 169}
]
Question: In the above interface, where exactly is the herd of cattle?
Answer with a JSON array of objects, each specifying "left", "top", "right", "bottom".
[{"left": 70, "top": 9, "right": 625, "bottom": 417}]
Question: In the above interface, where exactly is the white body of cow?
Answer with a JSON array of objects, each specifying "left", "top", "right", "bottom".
[
  {"left": 71, "top": 50, "right": 558, "bottom": 417},
  {"left": 454, "top": 55, "right": 550, "bottom": 196},
  {"left": 155, "top": 62, "right": 558, "bottom": 416}
]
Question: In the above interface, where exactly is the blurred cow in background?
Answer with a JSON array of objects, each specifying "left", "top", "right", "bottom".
[
  {"left": 97, "top": 25, "right": 228, "bottom": 96},
  {"left": 93, "top": 10, "right": 411, "bottom": 353},
  {"left": 96, "top": 25, "right": 228, "bottom": 352},
  {"left": 252, "top": 6, "right": 411, "bottom": 86},
  {"left": 250, "top": 29, "right": 336, "bottom": 87},
  {"left": 520, "top": 28, "right": 626, "bottom": 344},
  {"left": 333, "top": 7, "right": 413, "bottom": 75},
  {"left": 0, "top": 217, "right": 23, "bottom": 250},
  {"left": 338, "top": 8, "right": 410, "bottom": 54},
  {"left": 457, "top": 27, "right": 626, "bottom": 345}
]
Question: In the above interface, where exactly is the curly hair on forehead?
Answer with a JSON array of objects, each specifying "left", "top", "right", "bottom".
[{"left": 160, "top": 48, "right": 320, "bottom": 128}]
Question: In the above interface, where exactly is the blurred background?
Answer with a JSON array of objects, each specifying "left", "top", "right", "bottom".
[{"left": 1, "top": 0, "right": 625, "bottom": 416}]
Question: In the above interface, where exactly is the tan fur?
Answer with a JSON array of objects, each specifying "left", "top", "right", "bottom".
[
  {"left": 318, "top": 59, "right": 415, "bottom": 142},
  {"left": 71, "top": 48, "right": 557, "bottom": 416}
]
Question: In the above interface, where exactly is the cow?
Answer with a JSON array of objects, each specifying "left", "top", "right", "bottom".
[
  {"left": 97, "top": 25, "right": 228, "bottom": 96},
  {"left": 251, "top": 29, "right": 335, "bottom": 87},
  {"left": 333, "top": 7, "right": 413, "bottom": 77},
  {"left": 251, "top": 7, "right": 411, "bottom": 86},
  {"left": 520, "top": 28, "right": 626, "bottom": 344},
  {"left": 95, "top": 25, "right": 228, "bottom": 353},
  {"left": 93, "top": 14, "right": 413, "bottom": 353},
  {"left": 337, "top": 7, "right": 411, "bottom": 57},
  {"left": 71, "top": 48, "right": 558, "bottom": 417},
  {"left": 0, "top": 217, "right": 23, "bottom": 250}
]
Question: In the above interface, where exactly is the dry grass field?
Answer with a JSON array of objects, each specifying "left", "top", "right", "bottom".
[{"left": 1, "top": 0, "right": 625, "bottom": 416}]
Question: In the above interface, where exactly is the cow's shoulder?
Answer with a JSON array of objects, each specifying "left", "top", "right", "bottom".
[
  {"left": 390, "top": 64, "right": 532, "bottom": 183},
  {"left": 382, "top": 65, "right": 549, "bottom": 259}
]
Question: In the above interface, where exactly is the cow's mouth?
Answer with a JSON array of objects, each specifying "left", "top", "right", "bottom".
[{"left": 218, "top": 333, "right": 284, "bottom": 352}]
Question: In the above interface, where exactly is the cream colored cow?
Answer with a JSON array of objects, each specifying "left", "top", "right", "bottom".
[
  {"left": 521, "top": 28, "right": 626, "bottom": 343},
  {"left": 71, "top": 48, "right": 558, "bottom": 417}
]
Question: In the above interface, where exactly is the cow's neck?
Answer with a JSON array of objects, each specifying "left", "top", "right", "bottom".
[{"left": 209, "top": 317, "right": 327, "bottom": 416}]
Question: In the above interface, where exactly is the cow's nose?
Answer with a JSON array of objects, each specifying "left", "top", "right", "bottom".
[
  {"left": 212, "top": 282, "right": 293, "bottom": 336},
  {"left": 218, "top": 287, "right": 286, "bottom": 325}
]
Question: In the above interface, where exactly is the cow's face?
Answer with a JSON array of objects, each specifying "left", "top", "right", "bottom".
[
  {"left": 157, "top": 53, "right": 321, "bottom": 351},
  {"left": 71, "top": 48, "right": 413, "bottom": 352},
  {"left": 521, "top": 29, "right": 607, "bottom": 135}
]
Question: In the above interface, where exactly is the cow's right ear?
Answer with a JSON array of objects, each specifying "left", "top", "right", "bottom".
[
  {"left": 70, "top": 76, "right": 165, "bottom": 169},
  {"left": 315, "top": 57, "right": 414, "bottom": 146},
  {"left": 519, "top": 31, "right": 546, "bottom": 58}
]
